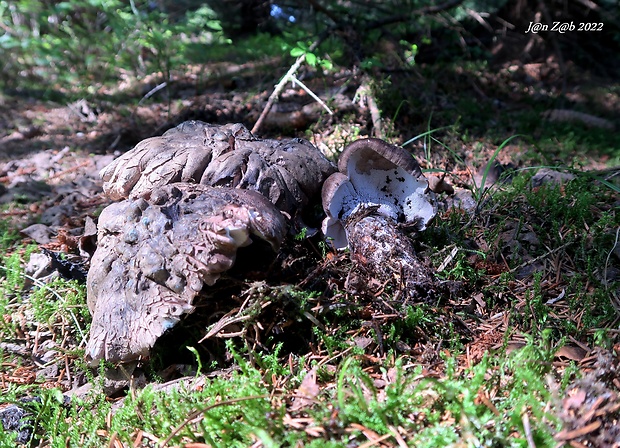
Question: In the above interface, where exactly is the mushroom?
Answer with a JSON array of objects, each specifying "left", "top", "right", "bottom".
[
  {"left": 86, "top": 184, "right": 287, "bottom": 364},
  {"left": 86, "top": 121, "right": 335, "bottom": 364},
  {"left": 321, "top": 138, "right": 436, "bottom": 298},
  {"left": 100, "top": 121, "right": 335, "bottom": 222}
]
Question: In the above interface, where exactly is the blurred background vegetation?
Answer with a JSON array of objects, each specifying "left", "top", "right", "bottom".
[
  {"left": 1, "top": 0, "right": 619, "bottom": 164},
  {"left": 2, "top": 0, "right": 619, "bottom": 93}
]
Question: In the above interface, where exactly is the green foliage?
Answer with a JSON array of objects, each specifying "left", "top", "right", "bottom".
[
  {"left": 30, "top": 340, "right": 554, "bottom": 447},
  {"left": 409, "top": 349, "right": 556, "bottom": 446},
  {"left": 0, "top": 250, "right": 26, "bottom": 294},
  {"left": 187, "top": 31, "right": 294, "bottom": 65},
  {"left": 488, "top": 172, "right": 618, "bottom": 338},
  {"left": 0, "top": 0, "right": 224, "bottom": 92},
  {"left": 274, "top": 342, "right": 558, "bottom": 447},
  {"left": 108, "top": 356, "right": 272, "bottom": 447},
  {"left": 290, "top": 41, "right": 333, "bottom": 71},
  {"left": 29, "top": 277, "right": 89, "bottom": 342},
  {"left": 313, "top": 325, "right": 358, "bottom": 358},
  {"left": 386, "top": 305, "right": 434, "bottom": 348},
  {"left": 30, "top": 277, "right": 86, "bottom": 321},
  {"left": 0, "top": 248, "right": 33, "bottom": 336},
  {"left": 473, "top": 134, "right": 523, "bottom": 202},
  {"left": 400, "top": 40, "right": 419, "bottom": 66},
  {"left": 0, "top": 0, "right": 522, "bottom": 96},
  {"left": 0, "top": 221, "right": 19, "bottom": 250},
  {"left": 294, "top": 227, "right": 308, "bottom": 241},
  {"left": 0, "top": 247, "right": 90, "bottom": 365},
  {"left": 437, "top": 249, "right": 485, "bottom": 282},
  {"left": 249, "top": 342, "right": 291, "bottom": 378},
  {"left": 522, "top": 271, "right": 550, "bottom": 332}
]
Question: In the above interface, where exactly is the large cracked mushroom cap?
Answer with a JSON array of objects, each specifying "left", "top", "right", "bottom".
[
  {"left": 322, "top": 138, "right": 435, "bottom": 249},
  {"left": 86, "top": 183, "right": 287, "bottom": 365},
  {"left": 86, "top": 122, "right": 335, "bottom": 365},
  {"left": 100, "top": 121, "right": 335, "bottom": 218}
]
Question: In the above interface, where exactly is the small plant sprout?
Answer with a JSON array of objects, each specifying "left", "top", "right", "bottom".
[{"left": 472, "top": 134, "right": 522, "bottom": 204}]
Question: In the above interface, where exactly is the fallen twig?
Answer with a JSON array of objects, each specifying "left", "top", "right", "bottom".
[
  {"left": 290, "top": 76, "right": 333, "bottom": 115},
  {"left": 354, "top": 76, "right": 384, "bottom": 138},
  {"left": 138, "top": 81, "right": 168, "bottom": 105},
  {"left": 252, "top": 39, "right": 324, "bottom": 134}
]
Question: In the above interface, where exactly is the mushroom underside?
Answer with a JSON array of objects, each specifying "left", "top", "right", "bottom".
[{"left": 322, "top": 140, "right": 435, "bottom": 249}]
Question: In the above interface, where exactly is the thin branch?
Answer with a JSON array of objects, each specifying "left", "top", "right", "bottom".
[
  {"left": 251, "top": 55, "right": 307, "bottom": 135},
  {"left": 506, "top": 242, "right": 573, "bottom": 276},
  {"left": 604, "top": 227, "right": 619, "bottom": 292},
  {"left": 290, "top": 75, "right": 333, "bottom": 114},
  {"left": 138, "top": 81, "right": 168, "bottom": 105},
  {"left": 522, "top": 411, "right": 537, "bottom": 448},
  {"left": 251, "top": 38, "right": 324, "bottom": 135},
  {"left": 159, "top": 395, "right": 271, "bottom": 447}
]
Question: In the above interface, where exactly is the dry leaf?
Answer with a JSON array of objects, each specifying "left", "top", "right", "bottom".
[
  {"left": 556, "top": 346, "right": 587, "bottom": 362},
  {"left": 563, "top": 388, "right": 587, "bottom": 411},
  {"left": 290, "top": 367, "right": 319, "bottom": 411}
]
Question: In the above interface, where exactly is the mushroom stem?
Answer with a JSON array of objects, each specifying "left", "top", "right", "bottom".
[{"left": 343, "top": 214, "right": 435, "bottom": 301}]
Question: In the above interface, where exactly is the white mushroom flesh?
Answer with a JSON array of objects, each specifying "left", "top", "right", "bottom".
[{"left": 347, "top": 149, "right": 433, "bottom": 223}]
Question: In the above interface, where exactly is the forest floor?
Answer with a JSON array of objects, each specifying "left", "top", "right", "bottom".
[{"left": 0, "top": 54, "right": 619, "bottom": 447}]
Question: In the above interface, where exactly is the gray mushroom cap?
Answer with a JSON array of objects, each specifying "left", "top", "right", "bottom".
[
  {"left": 86, "top": 183, "right": 287, "bottom": 365},
  {"left": 86, "top": 122, "right": 337, "bottom": 365},
  {"left": 100, "top": 121, "right": 336, "bottom": 218},
  {"left": 322, "top": 138, "right": 435, "bottom": 249},
  {"left": 100, "top": 122, "right": 255, "bottom": 201}
]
